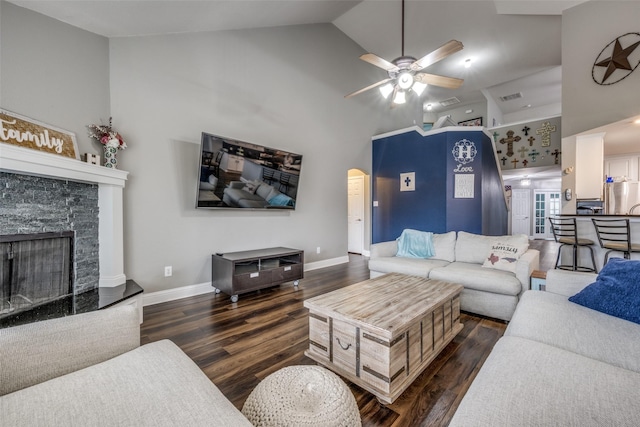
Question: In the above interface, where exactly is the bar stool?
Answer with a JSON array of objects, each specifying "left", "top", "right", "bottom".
[
  {"left": 548, "top": 217, "right": 598, "bottom": 272},
  {"left": 591, "top": 218, "right": 640, "bottom": 265}
]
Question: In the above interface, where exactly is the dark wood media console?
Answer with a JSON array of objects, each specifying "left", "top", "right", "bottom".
[{"left": 211, "top": 247, "right": 304, "bottom": 302}]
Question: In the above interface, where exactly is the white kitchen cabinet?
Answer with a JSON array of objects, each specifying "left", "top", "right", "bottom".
[
  {"left": 575, "top": 133, "right": 604, "bottom": 199},
  {"left": 605, "top": 154, "right": 640, "bottom": 182},
  {"left": 221, "top": 153, "right": 245, "bottom": 173}
]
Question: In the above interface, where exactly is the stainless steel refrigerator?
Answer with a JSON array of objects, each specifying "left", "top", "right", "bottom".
[{"left": 604, "top": 181, "right": 640, "bottom": 215}]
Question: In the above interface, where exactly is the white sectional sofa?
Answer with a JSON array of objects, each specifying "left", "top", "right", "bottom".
[
  {"left": 0, "top": 306, "right": 252, "bottom": 426},
  {"left": 450, "top": 268, "right": 640, "bottom": 426},
  {"left": 369, "top": 231, "right": 540, "bottom": 321}
]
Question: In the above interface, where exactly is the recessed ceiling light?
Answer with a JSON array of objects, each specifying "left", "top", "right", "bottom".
[
  {"left": 425, "top": 103, "right": 433, "bottom": 111},
  {"left": 464, "top": 59, "right": 472, "bottom": 68},
  {"left": 522, "top": 104, "right": 532, "bottom": 109},
  {"left": 634, "top": 118, "right": 640, "bottom": 124}
]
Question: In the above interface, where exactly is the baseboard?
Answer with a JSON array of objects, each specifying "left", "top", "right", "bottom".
[
  {"left": 304, "top": 255, "right": 350, "bottom": 271},
  {"left": 143, "top": 281, "right": 215, "bottom": 307},
  {"left": 143, "top": 255, "right": 351, "bottom": 307},
  {"left": 362, "top": 249, "right": 371, "bottom": 257}
]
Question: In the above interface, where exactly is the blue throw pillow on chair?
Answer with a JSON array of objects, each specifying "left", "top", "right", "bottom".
[{"left": 569, "top": 258, "right": 640, "bottom": 324}]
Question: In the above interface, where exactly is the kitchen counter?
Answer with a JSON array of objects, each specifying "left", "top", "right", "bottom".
[{"left": 555, "top": 215, "right": 640, "bottom": 271}]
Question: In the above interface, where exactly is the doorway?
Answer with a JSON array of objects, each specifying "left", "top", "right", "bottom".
[
  {"left": 348, "top": 175, "right": 365, "bottom": 254},
  {"left": 511, "top": 189, "right": 531, "bottom": 236},
  {"left": 533, "top": 190, "right": 561, "bottom": 239}
]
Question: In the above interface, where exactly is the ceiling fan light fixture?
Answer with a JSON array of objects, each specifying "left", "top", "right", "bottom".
[
  {"left": 393, "top": 90, "right": 406, "bottom": 105},
  {"left": 379, "top": 83, "right": 394, "bottom": 99},
  {"left": 397, "top": 72, "right": 414, "bottom": 90},
  {"left": 412, "top": 81, "right": 427, "bottom": 96}
]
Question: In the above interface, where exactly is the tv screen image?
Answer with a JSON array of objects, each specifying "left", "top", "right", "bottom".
[{"left": 196, "top": 132, "right": 302, "bottom": 210}]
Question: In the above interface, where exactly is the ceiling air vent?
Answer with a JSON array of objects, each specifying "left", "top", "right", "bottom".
[
  {"left": 499, "top": 92, "right": 523, "bottom": 102},
  {"left": 439, "top": 97, "right": 460, "bottom": 107}
]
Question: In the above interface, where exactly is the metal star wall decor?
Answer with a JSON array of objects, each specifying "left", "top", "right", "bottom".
[{"left": 592, "top": 32, "right": 640, "bottom": 85}]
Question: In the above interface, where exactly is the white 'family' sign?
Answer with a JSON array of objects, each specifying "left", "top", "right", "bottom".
[{"left": 0, "top": 109, "right": 79, "bottom": 159}]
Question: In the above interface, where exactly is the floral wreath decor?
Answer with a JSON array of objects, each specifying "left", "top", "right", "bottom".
[{"left": 87, "top": 117, "right": 127, "bottom": 150}]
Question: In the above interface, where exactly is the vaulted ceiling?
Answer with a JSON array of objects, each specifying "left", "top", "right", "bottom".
[{"left": 8, "top": 0, "right": 580, "bottom": 120}]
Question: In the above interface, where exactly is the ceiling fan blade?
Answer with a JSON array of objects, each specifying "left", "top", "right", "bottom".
[
  {"left": 345, "top": 78, "right": 393, "bottom": 99},
  {"left": 360, "top": 53, "right": 398, "bottom": 72},
  {"left": 410, "top": 40, "right": 464, "bottom": 71},
  {"left": 415, "top": 73, "right": 464, "bottom": 89}
]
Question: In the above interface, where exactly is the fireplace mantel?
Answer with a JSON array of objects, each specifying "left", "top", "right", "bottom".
[{"left": 0, "top": 143, "right": 128, "bottom": 287}]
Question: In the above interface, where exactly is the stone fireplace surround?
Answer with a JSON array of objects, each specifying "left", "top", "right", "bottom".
[{"left": 0, "top": 144, "right": 128, "bottom": 290}]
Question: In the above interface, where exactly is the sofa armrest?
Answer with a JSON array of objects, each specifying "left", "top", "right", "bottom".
[
  {"left": 0, "top": 305, "right": 140, "bottom": 396},
  {"left": 370, "top": 241, "right": 397, "bottom": 258},
  {"left": 515, "top": 249, "right": 540, "bottom": 296},
  {"left": 545, "top": 269, "right": 597, "bottom": 297}
]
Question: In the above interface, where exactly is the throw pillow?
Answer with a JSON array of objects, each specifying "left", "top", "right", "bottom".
[
  {"left": 396, "top": 229, "right": 435, "bottom": 259},
  {"left": 481, "top": 241, "right": 526, "bottom": 273},
  {"left": 569, "top": 258, "right": 640, "bottom": 325},
  {"left": 244, "top": 181, "right": 259, "bottom": 194}
]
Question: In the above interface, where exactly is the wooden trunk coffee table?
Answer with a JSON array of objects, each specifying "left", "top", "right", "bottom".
[{"left": 304, "top": 273, "right": 463, "bottom": 404}]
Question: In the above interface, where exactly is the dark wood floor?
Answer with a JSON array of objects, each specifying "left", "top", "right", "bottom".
[
  {"left": 529, "top": 238, "right": 559, "bottom": 271},
  {"left": 141, "top": 254, "right": 518, "bottom": 426}
]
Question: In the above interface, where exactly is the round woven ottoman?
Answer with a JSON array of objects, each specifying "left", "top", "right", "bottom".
[{"left": 241, "top": 365, "right": 361, "bottom": 427}]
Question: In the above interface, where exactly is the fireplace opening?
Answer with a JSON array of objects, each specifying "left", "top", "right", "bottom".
[{"left": 0, "top": 231, "right": 74, "bottom": 319}]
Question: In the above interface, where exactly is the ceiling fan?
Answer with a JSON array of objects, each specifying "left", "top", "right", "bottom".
[{"left": 345, "top": 0, "right": 464, "bottom": 105}]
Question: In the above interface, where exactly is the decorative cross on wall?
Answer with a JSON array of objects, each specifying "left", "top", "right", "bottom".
[
  {"left": 528, "top": 149, "right": 540, "bottom": 162},
  {"left": 501, "top": 156, "right": 507, "bottom": 166},
  {"left": 536, "top": 121, "right": 557, "bottom": 147},
  {"left": 522, "top": 126, "right": 530, "bottom": 136},
  {"left": 499, "top": 130, "right": 521, "bottom": 157},
  {"left": 517, "top": 146, "right": 529, "bottom": 158},
  {"left": 528, "top": 136, "right": 535, "bottom": 146},
  {"left": 511, "top": 158, "right": 519, "bottom": 169},
  {"left": 493, "top": 131, "right": 500, "bottom": 142},
  {"left": 551, "top": 149, "right": 562, "bottom": 164},
  {"left": 522, "top": 159, "right": 529, "bottom": 167},
  {"left": 404, "top": 175, "right": 412, "bottom": 187}
]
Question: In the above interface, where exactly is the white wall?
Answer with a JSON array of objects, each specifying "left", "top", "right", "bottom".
[
  {"left": 0, "top": 1, "right": 110, "bottom": 153},
  {"left": 562, "top": 1, "right": 640, "bottom": 137},
  {"left": 423, "top": 100, "right": 487, "bottom": 127},
  {"left": 1, "top": 3, "right": 414, "bottom": 295},
  {"left": 108, "top": 24, "right": 392, "bottom": 293}
]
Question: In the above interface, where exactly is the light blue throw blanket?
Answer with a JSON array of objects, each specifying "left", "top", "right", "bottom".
[{"left": 396, "top": 229, "right": 435, "bottom": 259}]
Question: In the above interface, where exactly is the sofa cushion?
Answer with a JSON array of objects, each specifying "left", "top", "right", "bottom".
[
  {"left": 238, "top": 198, "right": 268, "bottom": 208},
  {"left": 255, "top": 183, "right": 276, "bottom": 200},
  {"left": 429, "top": 262, "right": 521, "bottom": 296},
  {"left": 506, "top": 290, "right": 640, "bottom": 373},
  {"left": 568, "top": 258, "right": 640, "bottom": 325},
  {"left": 432, "top": 231, "right": 456, "bottom": 262},
  {"left": 455, "top": 232, "right": 528, "bottom": 265},
  {"left": 368, "top": 257, "right": 449, "bottom": 277},
  {"left": 396, "top": 229, "right": 435, "bottom": 258},
  {"left": 481, "top": 240, "right": 527, "bottom": 273},
  {"left": 1, "top": 340, "right": 252, "bottom": 426},
  {"left": 449, "top": 336, "right": 640, "bottom": 427}
]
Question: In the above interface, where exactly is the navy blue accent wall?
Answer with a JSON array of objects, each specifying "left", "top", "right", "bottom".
[
  {"left": 372, "top": 128, "right": 507, "bottom": 243},
  {"left": 481, "top": 137, "right": 509, "bottom": 235}
]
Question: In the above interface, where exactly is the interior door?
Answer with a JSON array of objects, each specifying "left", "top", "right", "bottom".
[
  {"left": 533, "top": 190, "right": 561, "bottom": 239},
  {"left": 511, "top": 189, "right": 531, "bottom": 236},
  {"left": 348, "top": 176, "right": 364, "bottom": 254}
]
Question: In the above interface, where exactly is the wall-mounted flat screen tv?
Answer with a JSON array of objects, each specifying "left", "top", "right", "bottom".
[{"left": 196, "top": 132, "right": 302, "bottom": 210}]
